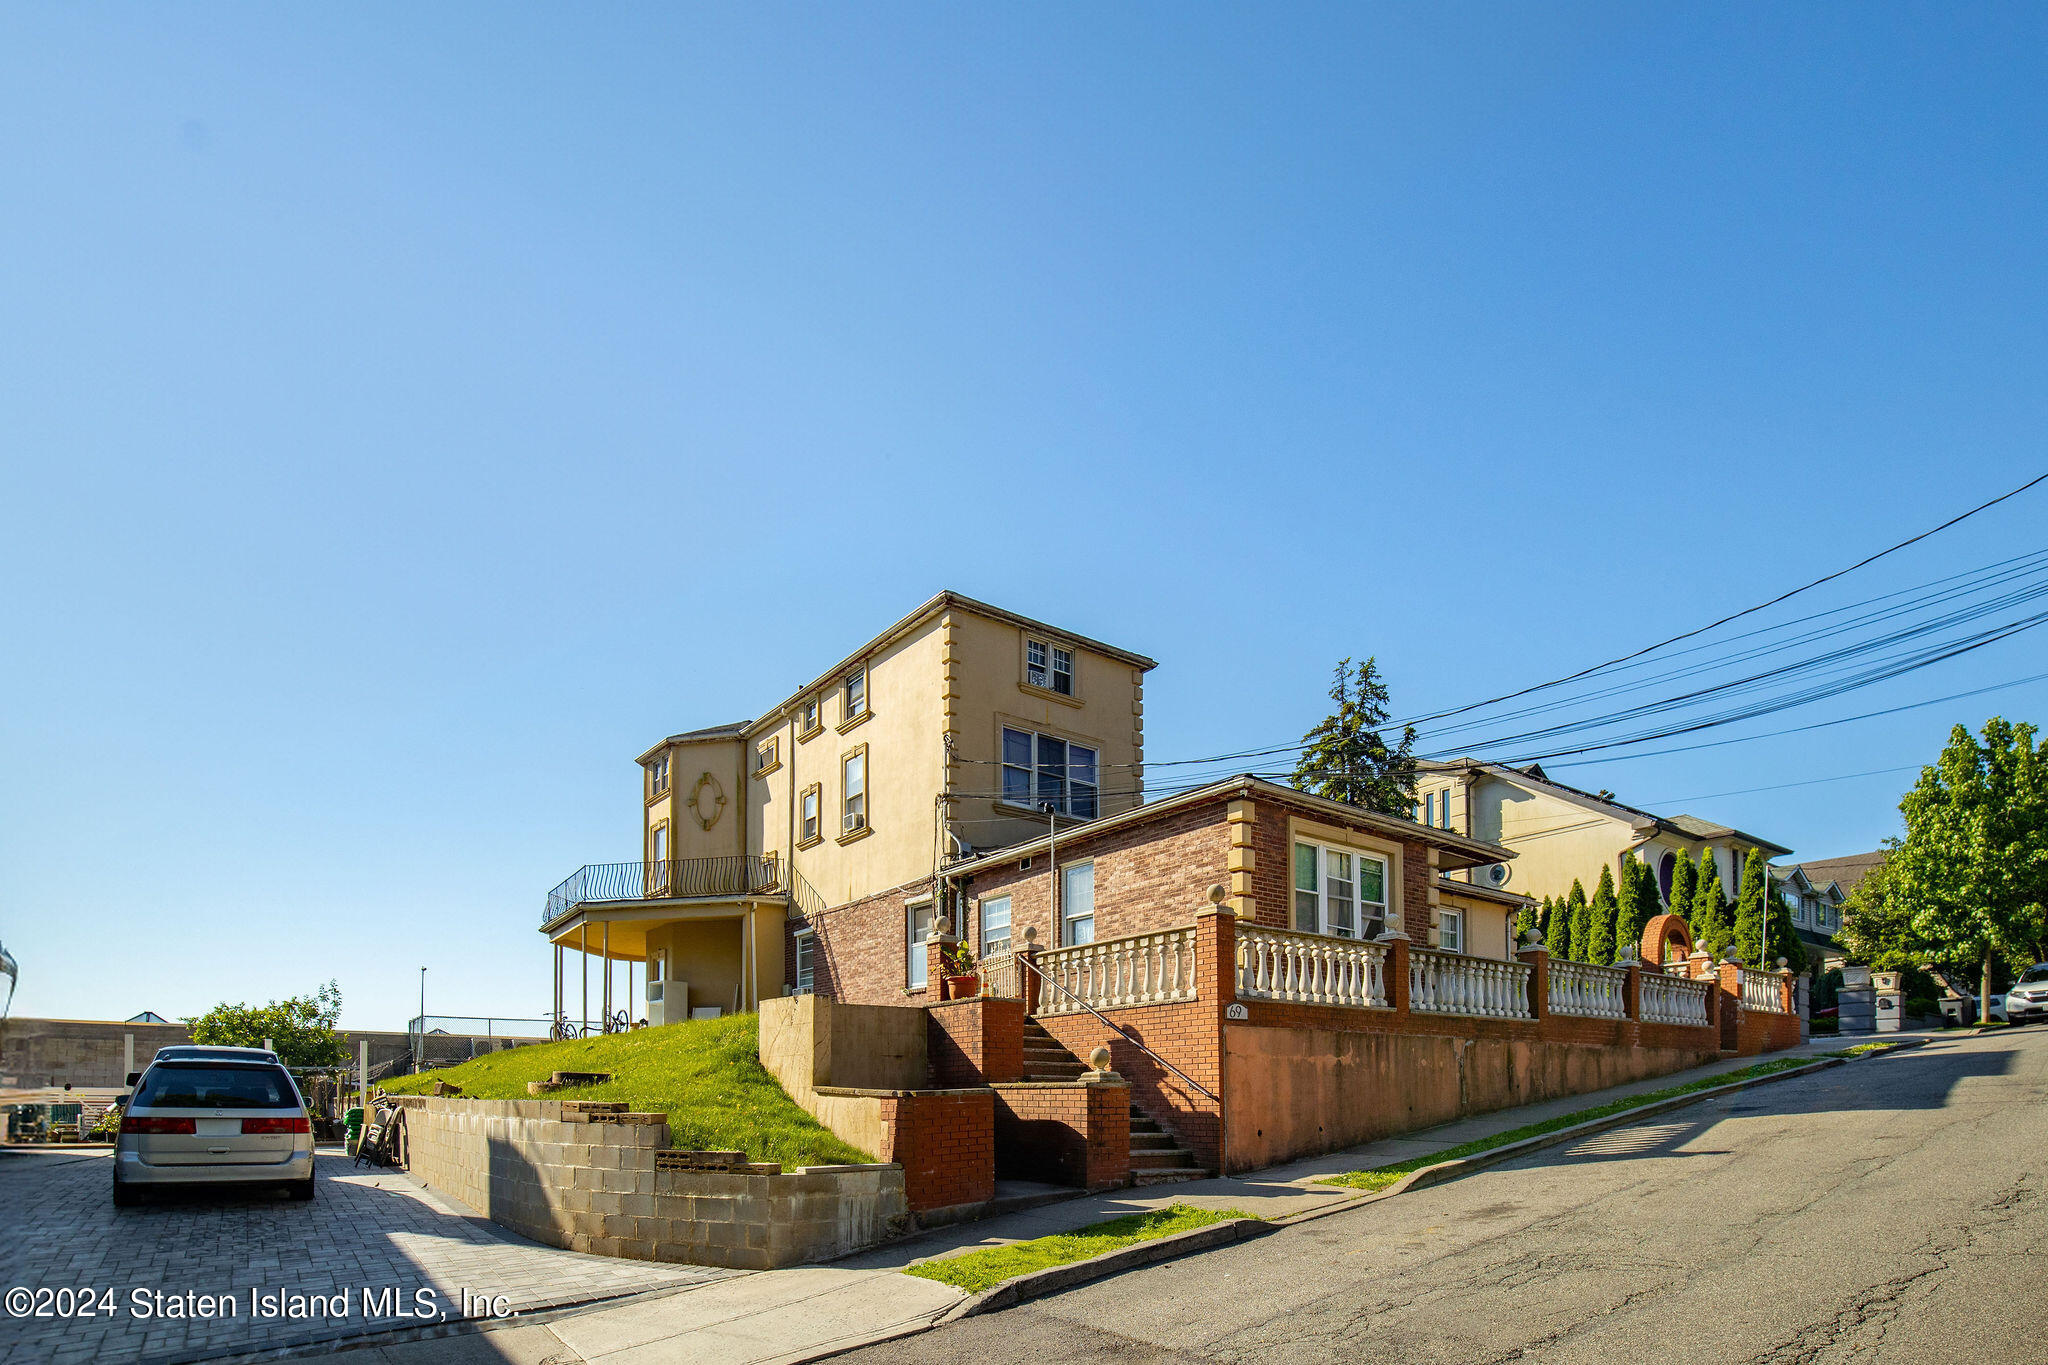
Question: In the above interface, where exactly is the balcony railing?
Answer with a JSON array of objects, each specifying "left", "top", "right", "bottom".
[
  {"left": 543, "top": 855, "right": 783, "bottom": 927},
  {"left": 1236, "top": 923, "right": 1389, "bottom": 1009},
  {"left": 1035, "top": 928, "right": 1199, "bottom": 1017}
]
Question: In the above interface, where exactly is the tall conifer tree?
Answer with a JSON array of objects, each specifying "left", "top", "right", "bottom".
[
  {"left": 1566, "top": 879, "right": 1591, "bottom": 963},
  {"left": 1670, "top": 850, "right": 1698, "bottom": 930},
  {"left": 1693, "top": 854, "right": 1734, "bottom": 958},
  {"left": 1587, "top": 866, "right": 1618, "bottom": 965},
  {"left": 1615, "top": 854, "right": 1647, "bottom": 962}
]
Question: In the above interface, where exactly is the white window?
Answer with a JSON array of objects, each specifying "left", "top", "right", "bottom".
[
  {"left": 843, "top": 670, "right": 867, "bottom": 721},
  {"left": 1061, "top": 863, "right": 1095, "bottom": 946},
  {"left": 1293, "top": 840, "right": 1388, "bottom": 939},
  {"left": 794, "top": 930, "right": 815, "bottom": 994},
  {"left": 754, "top": 738, "right": 778, "bottom": 773},
  {"left": 842, "top": 751, "right": 867, "bottom": 830},
  {"left": 1026, "top": 639, "right": 1075, "bottom": 696},
  {"left": 651, "top": 823, "right": 667, "bottom": 864},
  {"left": 650, "top": 824, "right": 669, "bottom": 894},
  {"left": 907, "top": 901, "right": 935, "bottom": 988},
  {"left": 798, "top": 698, "right": 820, "bottom": 734},
  {"left": 801, "top": 786, "right": 820, "bottom": 843},
  {"left": 648, "top": 756, "right": 670, "bottom": 795},
  {"left": 981, "top": 895, "right": 1012, "bottom": 956},
  {"left": 1440, "top": 909, "right": 1464, "bottom": 954},
  {"left": 1001, "top": 726, "right": 1099, "bottom": 818}
]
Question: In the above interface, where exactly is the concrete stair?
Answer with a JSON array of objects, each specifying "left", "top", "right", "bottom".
[{"left": 1019, "top": 1019, "right": 1207, "bottom": 1184}]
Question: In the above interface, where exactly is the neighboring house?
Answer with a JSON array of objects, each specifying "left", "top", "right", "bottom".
[
  {"left": 1415, "top": 759, "right": 1792, "bottom": 916},
  {"left": 542, "top": 592, "right": 1155, "bottom": 1026},
  {"left": 1771, "top": 851, "right": 1883, "bottom": 969}
]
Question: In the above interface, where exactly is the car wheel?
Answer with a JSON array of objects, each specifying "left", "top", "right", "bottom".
[
  {"left": 112, "top": 1176, "right": 140, "bottom": 1208},
  {"left": 288, "top": 1174, "right": 317, "bottom": 1201}
]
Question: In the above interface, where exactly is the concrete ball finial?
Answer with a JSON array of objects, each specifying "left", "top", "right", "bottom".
[
  {"left": 1776, "top": 957, "right": 1789, "bottom": 969},
  {"left": 1207, "top": 883, "right": 1228, "bottom": 905},
  {"left": 1089, "top": 1046, "right": 1112, "bottom": 1073},
  {"left": 1022, "top": 924, "right": 1039, "bottom": 945}
]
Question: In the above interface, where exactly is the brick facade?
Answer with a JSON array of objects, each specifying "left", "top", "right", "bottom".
[
  {"left": 793, "top": 877, "right": 933, "bottom": 1006},
  {"left": 874, "top": 1090, "right": 995, "bottom": 1215},
  {"left": 991, "top": 1080, "right": 1131, "bottom": 1190},
  {"left": 925, "top": 997, "right": 1024, "bottom": 1087}
]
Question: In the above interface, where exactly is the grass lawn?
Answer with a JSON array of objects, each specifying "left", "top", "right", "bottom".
[
  {"left": 373, "top": 1013, "right": 872, "bottom": 1169},
  {"left": 904, "top": 1204, "right": 1255, "bottom": 1294},
  {"left": 1314, "top": 1049, "right": 1884, "bottom": 1192}
]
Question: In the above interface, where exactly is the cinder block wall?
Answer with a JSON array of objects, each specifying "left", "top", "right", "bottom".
[{"left": 397, "top": 1098, "right": 909, "bottom": 1270}]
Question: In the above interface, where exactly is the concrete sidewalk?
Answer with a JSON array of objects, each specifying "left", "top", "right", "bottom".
[{"left": 328, "top": 1030, "right": 1944, "bottom": 1365}]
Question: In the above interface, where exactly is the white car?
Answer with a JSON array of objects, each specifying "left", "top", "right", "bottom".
[
  {"left": 113, "top": 1047, "right": 315, "bottom": 1205},
  {"left": 2005, "top": 966, "right": 2048, "bottom": 1025}
]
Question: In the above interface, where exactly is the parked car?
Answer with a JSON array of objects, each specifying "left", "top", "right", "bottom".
[
  {"left": 113, "top": 1047, "right": 315, "bottom": 1206},
  {"left": 2005, "top": 965, "right": 2048, "bottom": 1025}
]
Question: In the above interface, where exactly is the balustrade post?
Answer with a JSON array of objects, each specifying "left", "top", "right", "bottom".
[
  {"left": 1197, "top": 889, "right": 1236, "bottom": 1013},
  {"left": 1384, "top": 933, "right": 1412, "bottom": 1015},
  {"left": 1020, "top": 926, "right": 1042, "bottom": 1015},
  {"left": 1623, "top": 958, "right": 1642, "bottom": 1022},
  {"left": 1716, "top": 958, "right": 1743, "bottom": 1051},
  {"left": 927, "top": 912, "right": 959, "bottom": 1001},
  {"left": 1518, "top": 937, "right": 1549, "bottom": 1021},
  {"left": 1778, "top": 965, "right": 1795, "bottom": 1015}
]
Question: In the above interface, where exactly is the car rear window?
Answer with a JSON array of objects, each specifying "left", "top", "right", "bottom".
[{"left": 134, "top": 1064, "right": 300, "bottom": 1110}]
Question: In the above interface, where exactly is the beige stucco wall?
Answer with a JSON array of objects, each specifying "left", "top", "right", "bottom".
[
  {"left": 758, "top": 995, "right": 926, "bottom": 1158},
  {"left": 1437, "top": 889, "right": 1517, "bottom": 961},
  {"left": 646, "top": 736, "right": 746, "bottom": 863}
]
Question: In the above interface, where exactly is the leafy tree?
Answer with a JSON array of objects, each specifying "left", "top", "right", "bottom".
[
  {"left": 1565, "top": 879, "right": 1590, "bottom": 963},
  {"left": 1586, "top": 866, "right": 1618, "bottom": 965},
  {"left": 1669, "top": 849, "right": 1698, "bottom": 926},
  {"left": 1884, "top": 718, "right": 2048, "bottom": 1016},
  {"left": 1838, "top": 857, "right": 1927, "bottom": 968},
  {"left": 1692, "top": 854, "right": 1733, "bottom": 959},
  {"left": 187, "top": 982, "right": 345, "bottom": 1069},
  {"left": 1615, "top": 854, "right": 1650, "bottom": 962},
  {"left": 1293, "top": 658, "right": 1420, "bottom": 818}
]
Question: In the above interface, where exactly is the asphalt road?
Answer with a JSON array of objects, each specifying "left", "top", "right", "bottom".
[{"left": 839, "top": 1030, "right": 2048, "bottom": 1365}]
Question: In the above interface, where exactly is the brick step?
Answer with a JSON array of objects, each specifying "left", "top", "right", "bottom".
[
  {"left": 1130, "top": 1148, "right": 1198, "bottom": 1171},
  {"left": 1134, "top": 1167, "right": 1210, "bottom": 1186}
]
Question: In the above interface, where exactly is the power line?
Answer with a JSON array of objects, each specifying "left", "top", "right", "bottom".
[{"left": 1640, "top": 765, "right": 1923, "bottom": 806}]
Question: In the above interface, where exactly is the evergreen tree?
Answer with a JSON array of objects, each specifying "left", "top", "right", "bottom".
[
  {"left": 1692, "top": 854, "right": 1734, "bottom": 958},
  {"left": 1293, "top": 658, "right": 1420, "bottom": 817},
  {"left": 1670, "top": 850, "right": 1698, "bottom": 930},
  {"left": 1539, "top": 895, "right": 1560, "bottom": 949},
  {"left": 1514, "top": 899, "right": 1537, "bottom": 945},
  {"left": 1732, "top": 846, "right": 1771, "bottom": 966},
  {"left": 1763, "top": 873, "right": 1808, "bottom": 974},
  {"left": 1615, "top": 854, "right": 1648, "bottom": 962},
  {"left": 1566, "top": 879, "right": 1591, "bottom": 963},
  {"left": 1586, "top": 866, "right": 1618, "bottom": 965},
  {"left": 1548, "top": 891, "right": 1573, "bottom": 961}
]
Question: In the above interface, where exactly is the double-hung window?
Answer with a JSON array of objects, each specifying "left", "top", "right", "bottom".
[
  {"left": 794, "top": 930, "right": 815, "bottom": 994},
  {"left": 1293, "top": 840, "right": 1388, "bottom": 939},
  {"left": 1026, "top": 639, "right": 1074, "bottom": 696},
  {"left": 800, "top": 785, "right": 821, "bottom": 843},
  {"left": 650, "top": 824, "right": 669, "bottom": 895},
  {"left": 842, "top": 750, "right": 867, "bottom": 831},
  {"left": 1439, "top": 909, "right": 1464, "bottom": 954},
  {"left": 907, "top": 901, "right": 934, "bottom": 989},
  {"left": 1061, "top": 863, "right": 1095, "bottom": 945},
  {"left": 648, "top": 756, "right": 670, "bottom": 797},
  {"left": 843, "top": 670, "right": 867, "bottom": 722},
  {"left": 980, "top": 895, "right": 1012, "bottom": 956},
  {"left": 798, "top": 698, "right": 821, "bottom": 736},
  {"left": 1000, "top": 726, "right": 1099, "bottom": 818}
]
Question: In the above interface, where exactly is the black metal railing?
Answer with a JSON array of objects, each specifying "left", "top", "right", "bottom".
[{"left": 543, "top": 855, "right": 783, "bottom": 927}]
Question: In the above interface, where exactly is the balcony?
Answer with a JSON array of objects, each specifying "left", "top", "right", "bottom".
[{"left": 543, "top": 855, "right": 785, "bottom": 929}]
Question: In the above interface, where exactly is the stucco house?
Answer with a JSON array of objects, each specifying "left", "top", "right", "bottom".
[
  {"left": 1771, "top": 851, "right": 1883, "bottom": 969},
  {"left": 1414, "top": 758, "right": 1792, "bottom": 914}
]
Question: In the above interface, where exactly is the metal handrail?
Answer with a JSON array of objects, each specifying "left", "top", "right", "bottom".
[
  {"left": 543, "top": 855, "right": 784, "bottom": 926},
  {"left": 1018, "top": 952, "right": 1219, "bottom": 1103}
]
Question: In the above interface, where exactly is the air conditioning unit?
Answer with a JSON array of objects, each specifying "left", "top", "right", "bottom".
[
  {"left": 843, "top": 812, "right": 867, "bottom": 833},
  {"left": 1483, "top": 863, "right": 1510, "bottom": 888}
]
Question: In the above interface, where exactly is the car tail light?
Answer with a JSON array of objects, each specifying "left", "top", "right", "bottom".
[
  {"left": 121, "top": 1117, "right": 196, "bottom": 1135},
  {"left": 240, "top": 1116, "right": 311, "bottom": 1135}
]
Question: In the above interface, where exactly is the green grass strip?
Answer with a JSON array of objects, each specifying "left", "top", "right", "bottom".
[
  {"left": 903, "top": 1204, "right": 1254, "bottom": 1294},
  {"left": 1314, "top": 1051, "right": 1872, "bottom": 1192}
]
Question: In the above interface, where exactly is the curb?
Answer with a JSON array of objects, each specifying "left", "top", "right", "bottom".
[
  {"left": 1270, "top": 1039, "right": 1928, "bottom": 1227},
  {"left": 940, "top": 1214, "right": 1274, "bottom": 1320}
]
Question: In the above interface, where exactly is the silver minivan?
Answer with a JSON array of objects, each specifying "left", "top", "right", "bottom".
[{"left": 113, "top": 1047, "right": 316, "bottom": 1205}]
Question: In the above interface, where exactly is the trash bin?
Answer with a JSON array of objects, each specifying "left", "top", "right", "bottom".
[{"left": 344, "top": 1106, "right": 365, "bottom": 1155}]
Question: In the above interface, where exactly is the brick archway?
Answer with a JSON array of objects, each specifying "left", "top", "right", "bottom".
[{"left": 1640, "top": 912, "right": 1695, "bottom": 965}]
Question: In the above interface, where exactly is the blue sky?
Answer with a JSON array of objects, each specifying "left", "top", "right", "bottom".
[{"left": 4, "top": 5, "right": 2045, "bottom": 1029}]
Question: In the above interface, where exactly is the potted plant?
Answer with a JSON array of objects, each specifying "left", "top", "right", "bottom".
[{"left": 943, "top": 943, "right": 980, "bottom": 1000}]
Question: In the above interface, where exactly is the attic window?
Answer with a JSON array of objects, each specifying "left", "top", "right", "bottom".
[{"left": 1026, "top": 639, "right": 1074, "bottom": 696}]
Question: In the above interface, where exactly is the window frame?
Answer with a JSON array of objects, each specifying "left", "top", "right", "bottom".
[
  {"left": 838, "top": 669, "right": 869, "bottom": 731},
  {"left": 793, "top": 928, "right": 815, "bottom": 994},
  {"left": 998, "top": 724, "right": 1100, "bottom": 819},
  {"left": 648, "top": 755, "right": 671, "bottom": 800},
  {"left": 797, "top": 698, "right": 822, "bottom": 739},
  {"left": 839, "top": 745, "right": 870, "bottom": 840},
  {"left": 753, "top": 736, "right": 780, "bottom": 776},
  {"left": 1022, "top": 635, "right": 1080, "bottom": 701},
  {"left": 798, "top": 783, "right": 822, "bottom": 846},
  {"left": 980, "top": 894, "right": 1012, "bottom": 956},
  {"left": 1291, "top": 838, "right": 1390, "bottom": 940},
  {"left": 906, "top": 899, "right": 935, "bottom": 990},
  {"left": 1439, "top": 908, "right": 1464, "bottom": 954},
  {"left": 1060, "top": 861, "right": 1095, "bottom": 946}
]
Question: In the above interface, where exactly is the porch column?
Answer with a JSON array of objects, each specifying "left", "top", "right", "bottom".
[
  {"left": 580, "top": 923, "right": 589, "bottom": 1035},
  {"left": 602, "top": 921, "right": 612, "bottom": 1030}
]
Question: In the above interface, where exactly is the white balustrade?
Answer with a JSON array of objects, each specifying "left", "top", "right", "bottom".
[
  {"left": 1409, "top": 948, "right": 1534, "bottom": 1020},
  {"left": 1740, "top": 967, "right": 1788, "bottom": 1014},
  {"left": 1548, "top": 960, "right": 1631, "bottom": 1020},
  {"left": 1640, "top": 971, "right": 1711, "bottom": 1027},
  {"left": 1035, "top": 928, "right": 1198, "bottom": 1017},
  {"left": 1235, "top": 924, "right": 1389, "bottom": 1009}
]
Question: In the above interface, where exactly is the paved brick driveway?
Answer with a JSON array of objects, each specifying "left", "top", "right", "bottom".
[{"left": 0, "top": 1147, "right": 735, "bottom": 1364}]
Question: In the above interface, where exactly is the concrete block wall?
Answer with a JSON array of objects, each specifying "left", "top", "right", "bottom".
[{"left": 396, "top": 1097, "right": 908, "bottom": 1270}]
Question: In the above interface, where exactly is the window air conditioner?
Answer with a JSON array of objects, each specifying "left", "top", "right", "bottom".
[{"left": 844, "top": 812, "right": 867, "bottom": 833}]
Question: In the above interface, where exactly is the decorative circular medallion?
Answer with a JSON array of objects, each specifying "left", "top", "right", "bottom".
[{"left": 689, "top": 772, "right": 726, "bottom": 831}]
